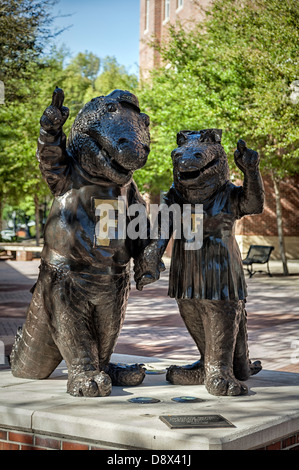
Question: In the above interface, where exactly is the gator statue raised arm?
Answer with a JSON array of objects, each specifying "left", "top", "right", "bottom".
[
  {"left": 134, "top": 129, "right": 265, "bottom": 396},
  {"left": 10, "top": 88, "right": 151, "bottom": 397}
]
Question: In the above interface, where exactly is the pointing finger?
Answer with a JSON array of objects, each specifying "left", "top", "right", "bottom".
[
  {"left": 237, "top": 139, "right": 247, "bottom": 155},
  {"left": 51, "top": 87, "right": 64, "bottom": 109}
]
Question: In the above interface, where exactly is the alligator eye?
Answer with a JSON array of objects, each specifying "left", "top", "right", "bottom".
[
  {"left": 106, "top": 102, "right": 117, "bottom": 112},
  {"left": 171, "top": 149, "right": 181, "bottom": 159},
  {"left": 177, "top": 132, "right": 188, "bottom": 146},
  {"left": 140, "top": 113, "right": 150, "bottom": 127}
]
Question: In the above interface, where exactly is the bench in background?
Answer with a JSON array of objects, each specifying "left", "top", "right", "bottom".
[
  {"left": 0, "top": 243, "right": 43, "bottom": 261},
  {"left": 242, "top": 245, "right": 275, "bottom": 278}
]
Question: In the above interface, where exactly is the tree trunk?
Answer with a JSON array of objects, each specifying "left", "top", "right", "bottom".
[
  {"left": 0, "top": 195, "right": 3, "bottom": 233},
  {"left": 271, "top": 172, "right": 289, "bottom": 276},
  {"left": 34, "top": 194, "right": 40, "bottom": 246}
]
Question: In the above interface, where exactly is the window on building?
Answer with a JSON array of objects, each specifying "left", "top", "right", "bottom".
[
  {"left": 164, "top": 0, "right": 170, "bottom": 21},
  {"left": 145, "top": 0, "right": 150, "bottom": 32},
  {"left": 177, "top": 0, "right": 184, "bottom": 10}
]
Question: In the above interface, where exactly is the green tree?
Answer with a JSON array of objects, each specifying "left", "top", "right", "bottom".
[
  {"left": 0, "top": 0, "right": 68, "bottom": 237},
  {"left": 139, "top": 0, "right": 299, "bottom": 274},
  {"left": 0, "top": 55, "right": 62, "bottom": 241},
  {"left": 0, "top": 49, "right": 96, "bottom": 241},
  {"left": 84, "top": 56, "right": 138, "bottom": 102},
  {"left": 68, "top": 51, "right": 100, "bottom": 82},
  {"left": 57, "top": 51, "right": 101, "bottom": 127},
  {"left": 0, "top": 0, "right": 60, "bottom": 102}
]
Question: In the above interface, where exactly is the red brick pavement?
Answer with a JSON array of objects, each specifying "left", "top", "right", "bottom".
[{"left": 0, "top": 258, "right": 299, "bottom": 373}]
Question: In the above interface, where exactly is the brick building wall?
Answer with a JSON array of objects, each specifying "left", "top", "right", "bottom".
[
  {"left": 1, "top": 426, "right": 299, "bottom": 450},
  {"left": 236, "top": 174, "right": 299, "bottom": 259},
  {"left": 139, "top": 0, "right": 211, "bottom": 79},
  {"left": 0, "top": 427, "right": 109, "bottom": 450}
]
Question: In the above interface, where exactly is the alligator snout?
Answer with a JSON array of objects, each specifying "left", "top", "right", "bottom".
[
  {"left": 117, "top": 138, "right": 150, "bottom": 170},
  {"left": 172, "top": 146, "right": 204, "bottom": 163},
  {"left": 172, "top": 141, "right": 225, "bottom": 186},
  {"left": 173, "top": 147, "right": 212, "bottom": 179},
  {"left": 118, "top": 136, "right": 150, "bottom": 154}
]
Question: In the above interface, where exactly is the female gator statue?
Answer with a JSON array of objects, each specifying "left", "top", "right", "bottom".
[{"left": 134, "top": 128, "right": 265, "bottom": 396}]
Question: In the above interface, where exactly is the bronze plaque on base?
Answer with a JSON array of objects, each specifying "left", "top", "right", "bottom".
[{"left": 159, "top": 414, "right": 235, "bottom": 429}]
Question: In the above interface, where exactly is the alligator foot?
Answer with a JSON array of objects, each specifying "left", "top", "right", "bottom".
[
  {"left": 250, "top": 360, "right": 262, "bottom": 376},
  {"left": 106, "top": 363, "right": 146, "bottom": 386},
  {"left": 166, "top": 360, "right": 205, "bottom": 385},
  {"left": 67, "top": 369, "right": 112, "bottom": 397},
  {"left": 205, "top": 368, "right": 248, "bottom": 396}
]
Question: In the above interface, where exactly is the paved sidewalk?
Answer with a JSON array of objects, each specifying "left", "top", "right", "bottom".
[{"left": 0, "top": 257, "right": 299, "bottom": 373}]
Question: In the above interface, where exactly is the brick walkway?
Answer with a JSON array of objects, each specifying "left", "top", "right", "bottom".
[{"left": 1, "top": 258, "right": 299, "bottom": 373}]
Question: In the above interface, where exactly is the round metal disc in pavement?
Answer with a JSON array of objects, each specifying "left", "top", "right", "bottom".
[
  {"left": 128, "top": 397, "right": 161, "bottom": 404},
  {"left": 171, "top": 396, "right": 204, "bottom": 403}
]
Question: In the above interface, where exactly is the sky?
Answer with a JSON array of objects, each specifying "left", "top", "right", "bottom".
[{"left": 51, "top": 0, "right": 141, "bottom": 75}]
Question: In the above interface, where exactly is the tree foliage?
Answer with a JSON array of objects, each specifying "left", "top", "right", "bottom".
[
  {"left": 84, "top": 56, "right": 138, "bottom": 103},
  {"left": 0, "top": 0, "right": 60, "bottom": 102},
  {"left": 137, "top": 0, "right": 299, "bottom": 194}
]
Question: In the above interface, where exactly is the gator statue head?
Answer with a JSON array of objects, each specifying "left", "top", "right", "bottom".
[
  {"left": 171, "top": 129, "right": 230, "bottom": 203},
  {"left": 67, "top": 89, "right": 150, "bottom": 186}
]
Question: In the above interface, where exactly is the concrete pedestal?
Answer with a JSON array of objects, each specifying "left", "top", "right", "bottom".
[{"left": 0, "top": 354, "right": 299, "bottom": 450}]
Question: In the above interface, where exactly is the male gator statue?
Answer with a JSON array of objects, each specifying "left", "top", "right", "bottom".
[
  {"left": 135, "top": 129, "right": 265, "bottom": 396},
  {"left": 10, "top": 88, "right": 151, "bottom": 397}
]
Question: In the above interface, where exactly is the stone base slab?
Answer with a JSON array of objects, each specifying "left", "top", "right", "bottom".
[{"left": 0, "top": 354, "right": 299, "bottom": 450}]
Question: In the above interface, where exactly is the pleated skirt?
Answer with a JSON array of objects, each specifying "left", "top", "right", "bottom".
[{"left": 168, "top": 236, "right": 247, "bottom": 301}]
